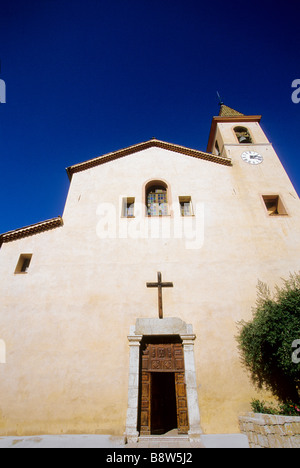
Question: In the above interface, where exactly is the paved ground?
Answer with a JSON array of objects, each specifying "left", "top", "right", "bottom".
[{"left": 0, "top": 433, "right": 249, "bottom": 449}]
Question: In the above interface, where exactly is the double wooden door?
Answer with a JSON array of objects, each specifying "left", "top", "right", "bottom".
[{"left": 140, "top": 343, "right": 189, "bottom": 435}]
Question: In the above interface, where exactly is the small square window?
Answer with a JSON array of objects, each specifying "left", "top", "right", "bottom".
[
  {"left": 262, "top": 195, "right": 288, "bottom": 216},
  {"left": 15, "top": 254, "right": 32, "bottom": 274},
  {"left": 179, "top": 196, "right": 193, "bottom": 216},
  {"left": 122, "top": 197, "right": 135, "bottom": 218}
]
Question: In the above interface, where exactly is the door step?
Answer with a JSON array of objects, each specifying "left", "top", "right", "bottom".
[
  {"left": 131, "top": 433, "right": 205, "bottom": 448},
  {"left": 139, "top": 435, "right": 189, "bottom": 443},
  {"left": 139, "top": 430, "right": 189, "bottom": 444}
]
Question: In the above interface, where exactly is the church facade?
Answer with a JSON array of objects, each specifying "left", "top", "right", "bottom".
[{"left": 0, "top": 105, "right": 300, "bottom": 439}]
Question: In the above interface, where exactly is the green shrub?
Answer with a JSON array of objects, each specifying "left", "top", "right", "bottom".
[
  {"left": 250, "top": 399, "right": 277, "bottom": 415},
  {"left": 237, "top": 273, "right": 300, "bottom": 403},
  {"left": 279, "top": 401, "right": 300, "bottom": 416},
  {"left": 250, "top": 399, "right": 300, "bottom": 416}
]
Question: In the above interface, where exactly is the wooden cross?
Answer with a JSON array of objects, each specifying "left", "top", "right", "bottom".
[{"left": 146, "top": 272, "right": 173, "bottom": 319}]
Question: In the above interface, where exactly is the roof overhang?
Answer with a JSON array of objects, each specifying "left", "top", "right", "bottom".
[
  {"left": 66, "top": 138, "right": 232, "bottom": 180},
  {"left": 206, "top": 115, "right": 262, "bottom": 153},
  {"left": 0, "top": 216, "right": 63, "bottom": 246}
]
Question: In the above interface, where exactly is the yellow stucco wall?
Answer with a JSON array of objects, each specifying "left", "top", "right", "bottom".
[{"left": 0, "top": 119, "right": 299, "bottom": 436}]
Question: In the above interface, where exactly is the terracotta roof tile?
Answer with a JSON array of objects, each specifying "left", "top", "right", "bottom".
[
  {"left": 219, "top": 104, "right": 244, "bottom": 117},
  {"left": 0, "top": 217, "right": 63, "bottom": 246},
  {"left": 66, "top": 138, "right": 232, "bottom": 179}
]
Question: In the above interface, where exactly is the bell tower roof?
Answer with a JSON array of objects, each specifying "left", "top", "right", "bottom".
[
  {"left": 218, "top": 104, "right": 244, "bottom": 117},
  {"left": 206, "top": 103, "right": 261, "bottom": 153}
]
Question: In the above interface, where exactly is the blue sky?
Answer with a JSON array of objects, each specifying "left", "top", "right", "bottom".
[{"left": 0, "top": 0, "right": 300, "bottom": 233}]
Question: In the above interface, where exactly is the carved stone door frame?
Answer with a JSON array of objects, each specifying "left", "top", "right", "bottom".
[{"left": 124, "top": 318, "right": 202, "bottom": 443}]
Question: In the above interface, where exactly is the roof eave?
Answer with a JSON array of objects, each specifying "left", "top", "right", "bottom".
[
  {"left": 0, "top": 216, "right": 63, "bottom": 246},
  {"left": 66, "top": 138, "right": 232, "bottom": 179},
  {"left": 206, "top": 115, "right": 262, "bottom": 153}
]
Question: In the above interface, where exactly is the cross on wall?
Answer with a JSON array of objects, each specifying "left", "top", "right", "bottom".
[{"left": 146, "top": 272, "right": 173, "bottom": 319}]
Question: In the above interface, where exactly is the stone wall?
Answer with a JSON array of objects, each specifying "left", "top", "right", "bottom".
[{"left": 239, "top": 412, "right": 300, "bottom": 448}]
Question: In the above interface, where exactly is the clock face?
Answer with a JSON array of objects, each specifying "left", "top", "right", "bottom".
[{"left": 241, "top": 151, "right": 263, "bottom": 165}]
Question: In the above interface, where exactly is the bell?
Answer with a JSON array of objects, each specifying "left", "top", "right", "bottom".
[{"left": 238, "top": 135, "right": 248, "bottom": 143}]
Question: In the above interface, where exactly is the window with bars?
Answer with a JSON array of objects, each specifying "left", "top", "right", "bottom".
[
  {"left": 179, "top": 196, "right": 193, "bottom": 216},
  {"left": 146, "top": 184, "right": 168, "bottom": 216},
  {"left": 122, "top": 197, "right": 135, "bottom": 217}
]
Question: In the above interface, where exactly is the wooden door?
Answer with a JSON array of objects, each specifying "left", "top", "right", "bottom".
[
  {"left": 140, "top": 371, "right": 151, "bottom": 435},
  {"left": 175, "top": 372, "right": 189, "bottom": 433},
  {"left": 139, "top": 342, "right": 189, "bottom": 435}
]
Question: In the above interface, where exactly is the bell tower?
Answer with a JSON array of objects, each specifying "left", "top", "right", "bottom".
[
  {"left": 206, "top": 102, "right": 299, "bottom": 218},
  {"left": 206, "top": 103, "right": 269, "bottom": 161}
]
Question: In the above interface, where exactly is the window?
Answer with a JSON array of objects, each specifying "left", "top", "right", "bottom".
[
  {"left": 15, "top": 254, "right": 32, "bottom": 274},
  {"left": 215, "top": 140, "right": 220, "bottom": 155},
  {"left": 122, "top": 197, "right": 135, "bottom": 217},
  {"left": 179, "top": 196, "right": 193, "bottom": 216},
  {"left": 234, "top": 126, "right": 252, "bottom": 144},
  {"left": 146, "top": 182, "right": 168, "bottom": 216},
  {"left": 262, "top": 195, "right": 288, "bottom": 216}
]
